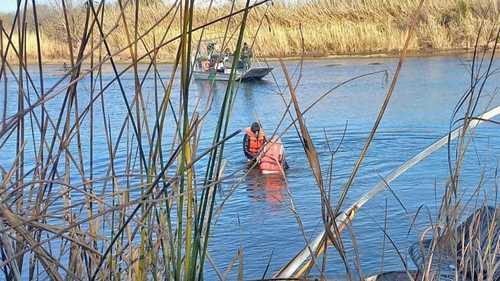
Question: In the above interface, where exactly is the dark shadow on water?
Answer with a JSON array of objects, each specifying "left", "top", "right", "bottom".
[
  {"left": 241, "top": 78, "right": 274, "bottom": 86},
  {"left": 324, "top": 63, "right": 343, "bottom": 67},
  {"left": 194, "top": 79, "right": 273, "bottom": 96}
]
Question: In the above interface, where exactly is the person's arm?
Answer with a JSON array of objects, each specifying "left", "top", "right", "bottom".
[
  {"left": 243, "top": 134, "right": 252, "bottom": 159},
  {"left": 282, "top": 152, "right": 289, "bottom": 169}
]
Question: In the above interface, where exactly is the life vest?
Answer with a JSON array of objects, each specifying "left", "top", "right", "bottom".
[
  {"left": 259, "top": 138, "right": 284, "bottom": 174},
  {"left": 246, "top": 127, "right": 265, "bottom": 155}
]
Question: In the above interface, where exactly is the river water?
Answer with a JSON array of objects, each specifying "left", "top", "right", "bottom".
[
  {"left": 203, "top": 55, "right": 500, "bottom": 279},
  {"left": 1, "top": 55, "right": 499, "bottom": 279}
]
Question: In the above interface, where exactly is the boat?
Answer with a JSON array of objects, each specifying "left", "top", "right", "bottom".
[
  {"left": 193, "top": 66, "right": 273, "bottom": 81},
  {"left": 192, "top": 42, "right": 273, "bottom": 81}
]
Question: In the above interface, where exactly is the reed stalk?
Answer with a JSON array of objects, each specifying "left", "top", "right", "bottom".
[{"left": 0, "top": 0, "right": 262, "bottom": 280}]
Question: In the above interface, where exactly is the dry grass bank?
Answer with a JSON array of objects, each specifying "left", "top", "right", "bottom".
[
  {"left": 0, "top": 0, "right": 498, "bottom": 62},
  {"left": 260, "top": 0, "right": 499, "bottom": 56}
]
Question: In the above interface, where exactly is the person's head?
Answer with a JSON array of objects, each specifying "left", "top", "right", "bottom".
[
  {"left": 243, "top": 42, "right": 248, "bottom": 47},
  {"left": 251, "top": 122, "right": 260, "bottom": 133}
]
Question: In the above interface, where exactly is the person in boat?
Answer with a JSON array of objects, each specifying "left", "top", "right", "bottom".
[
  {"left": 215, "top": 60, "right": 225, "bottom": 73},
  {"left": 243, "top": 122, "right": 266, "bottom": 161},
  {"left": 241, "top": 42, "right": 253, "bottom": 69},
  {"left": 223, "top": 48, "right": 232, "bottom": 68},
  {"left": 207, "top": 42, "right": 215, "bottom": 60},
  {"left": 259, "top": 136, "right": 288, "bottom": 174},
  {"left": 224, "top": 48, "right": 231, "bottom": 59}
]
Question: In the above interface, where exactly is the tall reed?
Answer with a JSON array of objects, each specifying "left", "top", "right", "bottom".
[{"left": 0, "top": 0, "right": 269, "bottom": 280}]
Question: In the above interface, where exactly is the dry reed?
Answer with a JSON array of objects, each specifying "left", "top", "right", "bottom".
[
  {"left": 0, "top": 0, "right": 498, "bottom": 62},
  {"left": 1, "top": 0, "right": 499, "bottom": 280}
]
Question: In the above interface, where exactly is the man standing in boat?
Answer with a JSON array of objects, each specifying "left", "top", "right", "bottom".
[
  {"left": 241, "top": 42, "right": 253, "bottom": 70},
  {"left": 243, "top": 122, "right": 266, "bottom": 161}
]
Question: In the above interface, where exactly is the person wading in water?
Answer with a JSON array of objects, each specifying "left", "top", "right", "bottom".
[{"left": 243, "top": 122, "right": 266, "bottom": 162}]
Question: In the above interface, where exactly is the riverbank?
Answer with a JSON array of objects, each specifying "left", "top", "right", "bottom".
[
  {"left": 0, "top": 0, "right": 497, "bottom": 64},
  {"left": 7, "top": 48, "right": 484, "bottom": 66}
]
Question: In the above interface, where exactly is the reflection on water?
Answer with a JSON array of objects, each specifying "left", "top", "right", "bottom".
[{"left": 246, "top": 169, "right": 288, "bottom": 206}]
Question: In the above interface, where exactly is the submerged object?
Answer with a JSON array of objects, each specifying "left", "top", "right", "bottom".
[
  {"left": 409, "top": 206, "right": 500, "bottom": 280},
  {"left": 259, "top": 137, "right": 286, "bottom": 175},
  {"left": 365, "top": 271, "right": 418, "bottom": 281},
  {"left": 361, "top": 206, "right": 499, "bottom": 281}
]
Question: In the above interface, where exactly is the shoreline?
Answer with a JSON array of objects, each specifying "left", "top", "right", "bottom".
[
  {"left": 18, "top": 48, "right": 482, "bottom": 65},
  {"left": 265, "top": 48, "right": 479, "bottom": 61}
]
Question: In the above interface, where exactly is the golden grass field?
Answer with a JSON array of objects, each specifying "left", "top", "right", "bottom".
[{"left": 0, "top": 0, "right": 498, "bottom": 62}]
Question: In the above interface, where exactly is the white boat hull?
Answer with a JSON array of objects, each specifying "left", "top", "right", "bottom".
[{"left": 260, "top": 170, "right": 281, "bottom": 175}]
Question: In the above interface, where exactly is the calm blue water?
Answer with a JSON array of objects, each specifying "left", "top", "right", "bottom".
[{"left": 0, "top": 55, "right": 499, "bottom": 280}]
